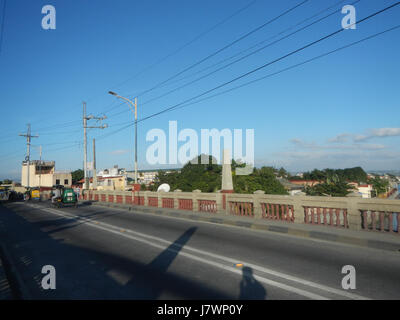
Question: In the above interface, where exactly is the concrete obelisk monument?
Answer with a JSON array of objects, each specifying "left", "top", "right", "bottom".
[{"left": 221, "top": 149, "right": 234, "bottom": 193}]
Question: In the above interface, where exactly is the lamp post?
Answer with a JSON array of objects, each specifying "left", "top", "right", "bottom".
[{"left": 108, "top": 91, "right": 138, "bottom": 184}]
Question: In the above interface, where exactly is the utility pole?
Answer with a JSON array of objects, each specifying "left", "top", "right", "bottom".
[
  {"left": 19, "top": 124, "right": 38, "bottom": 188},
  {"left": 134, "top": 96, "right": 138, "bottom": 184},
  {"left": 39, "top": 145, "right": 42, "bottom": 189},
  {"left": 93, "top": 138, "right": 97, "bottom": 190},
  {"left": 82, "top": 102, "right": 107, "bottom": 190},
  {"left": 83, "top": 102, "right": 87, "bottom": 189},
  {"left": 108, "top": 92, "right": 139, "bottom": 185}
]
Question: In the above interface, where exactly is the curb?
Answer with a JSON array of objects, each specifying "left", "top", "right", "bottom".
[
  {"left": 0, "top": 247, "right": 13, "bottom": 300},
  {"left": 88, "top": 201, "right": 400, "bottom": 252},
  {"left": 0, "top": 243, "right": 32, "bottom": 300}
]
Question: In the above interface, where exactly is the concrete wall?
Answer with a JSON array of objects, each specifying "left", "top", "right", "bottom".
[{"left": 82, "top": 190, "right": 400, "bottom": 234}]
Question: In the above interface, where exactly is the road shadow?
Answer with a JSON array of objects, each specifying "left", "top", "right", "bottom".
[
  {"left": 148, "top": 227, "right": 197, "bottom": 273},
  {"left": 239, "top": 266, "right": 267, "bottom": 300},
  {"left": 0, "top": 204, "right": 232, "bottom": 299}
]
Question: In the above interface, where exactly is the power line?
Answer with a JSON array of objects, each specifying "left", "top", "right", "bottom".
[
  {"left": 82, "top": 0, "right": 259, "bottom": 119},
  {"left": 94, "top": 4, "right": 400, "bottom": 142},
  {"left": 154, "top": 0, "right": 350, "bottom": 90},
  {"left": 10, "top": 23, "right": 399, "bottom": 162},
  {"left": 108, "top": 0, "right": 259, "bottom": 92},
  {"left": 137, "top": 2, "right": 400, "bottom": 123},
  {"left": 0, "top": 119, "right": 82, "bottom": 141},
  {"left": 141, "top": 0, "right": 360, "bottom": 107},
  {"left": 0, "top": 0, "right": 6, "bottom": 56},
  {"left": 129, "top": 0, "right": 311, "bottom": 99},
  {"left": 94, "top": 1, "right": 312, "bottom": 129},
  {"left": 166, "top": 24, "right": 400, "bottom": 116}
]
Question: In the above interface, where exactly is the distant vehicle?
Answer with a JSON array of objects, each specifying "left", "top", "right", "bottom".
[
  {"left": 51, "top": 185, "right": 78, "bottom": 208},
  {"left": 0, "top": 188, "right": 9, "bottom": 201},
  {"left": 8, "top": 190, "right": 23, "bottom": 202},
  {"left": 30, "top": 188, "right": 40, "bottom": 201}
]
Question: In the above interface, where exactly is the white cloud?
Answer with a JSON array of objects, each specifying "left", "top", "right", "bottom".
[
  {"left": 268, "top": 149, "right": 400, "bottom": 171},
  {"left": 370, "top": 128, "right": 400, "bottom": 138},
  {"left": 329, "top": 128, "right": 400, "bottom": 142},
  {"left": 328, "top": 133, "right": 351, "bottom": 143},
  {"left": 289, "top": 138, "right": 384, "bottom": 151}
]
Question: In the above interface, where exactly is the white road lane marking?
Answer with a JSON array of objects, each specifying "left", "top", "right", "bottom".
[{"left": 24, "top": 203, "right": 371, "bottom": 300}]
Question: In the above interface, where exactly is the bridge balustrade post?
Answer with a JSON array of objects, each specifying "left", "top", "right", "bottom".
[
  {"left": 346, "top": 197, "right": 362, "bottom": 230},
  {"left": 158, "top": 191, "right": 163, "bottom": 208},
  {"left": 293, "top": 197, "right": 305, "bottom": 223},
  {"left": 172, "top": 191, "right": 180, "bottom": 209},
  {"left": 216, "top": 192, "right": 224, "bottom": 214},
  {"left": 253, "top": 190, "right": 265, "bottom": 219},
  {"left": 192, "top": 190, "right": 201, "bottom": 212}
]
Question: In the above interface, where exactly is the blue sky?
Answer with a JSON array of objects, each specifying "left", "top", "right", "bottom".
[{"left": 0, "top": 0, "right": 399, "bottom": 180}]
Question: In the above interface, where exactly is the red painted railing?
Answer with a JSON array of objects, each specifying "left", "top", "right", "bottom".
[
  {"left": 108, "top": 195, "right": 114, "bottom": 203},
  {"left": 148, "top": 197, "right": 158, "bottom": 207},
  {"left": 101, "top": 194, "right": 106, "bottom": 202},
  {"left": 125, "top": 195, "right": 132, "bottom": 204},
  {"left": 162, "top": 198, "right": 174, "bottom": 208},
  {"left": 304, "top": 207, "right": 348, "bottom": 228},
  {"left": 178, "top": 199, "right": 193, "bottom": 210},
  {"left": 138, "top": 196, "right": 145, "bottom": 205},
  {"left": 262, "top": 203, "right": 294, "bottom": 222},
  {"left": 94, "top": 194, "right": 99, "bottom": 201},
  {"left": 198, "top": 200, "right": 217, "bottom": 213},
  {"left": 116, "top": 195, "right": 123, "bottom": 204},
  {"left": 362, "top": 210, "right": 399, "bottom": 234},
  {"left": 229, "top": 201, "right": 253, "bottom": 217}
]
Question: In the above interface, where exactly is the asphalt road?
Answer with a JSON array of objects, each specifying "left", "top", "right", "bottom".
[{"left": 0, "top": 201, "right": 399, "bottom": 300}]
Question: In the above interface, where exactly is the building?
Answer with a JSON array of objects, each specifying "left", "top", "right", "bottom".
[
  {"left": 357, "top": 184, "right": 373, "bottom": 198},
  {"left": 277, "top": 178, "right": 303, "bottom": 193},
  {"left": 127, "top": 169, "right": 180, "bottom": 185},
  {"left": 21, "top": 160, "right": 72, "bottom": 188},
  {"left": 98, "top": 165, "right": 126, "bottom": 177},
  {"left": 288, "top": 180, "right": 322, "bottom": 187},
  {"left": 95, "top": 176, "right": 127, "bottom": 191},
  {"left": 138, "top": 171, "right": 158, "bottom": 185}
]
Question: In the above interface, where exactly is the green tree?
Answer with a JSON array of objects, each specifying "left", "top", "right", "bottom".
[
  {"left": 301, "top": 167, "right": 367, "bottom": 183},
  {"left": 233, "top": 166, "right": 287, "bottom": 194},
  {"left": 153, "top": 156, "right": 287, "bottom": 194},
  {"left": 368, "top": 176, "right": 389, "bottom": 196},
  {"left": 71, "top": 169, "right": 84, "bottom": 184},
  {"left": 277, "top": 167, "right": 288, "bottom": 178},
  {"left": 305, "top": 175, "right": 355, "bottom": 197}
]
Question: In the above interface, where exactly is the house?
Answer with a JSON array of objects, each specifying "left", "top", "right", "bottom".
[
  {"left": 78, "top": 175, "right": 127, "bottom": 191},
  {"left": 357, "top": 184, "right": 373, "bottom": 198},
  {"left": 288, "top": 180, "right": 322, "bottom": 187}
]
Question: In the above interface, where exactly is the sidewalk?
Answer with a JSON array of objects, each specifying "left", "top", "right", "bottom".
[{"left": 89, "top": 201, "right": 400, "bottom": 252}]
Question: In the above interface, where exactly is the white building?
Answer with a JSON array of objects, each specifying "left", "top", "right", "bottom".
[
  {"left": 21, "top": 160, "right": 72, "bottom": 188},
  {"left": 357, "top": 184, "right": 373, "bottom": 198}
]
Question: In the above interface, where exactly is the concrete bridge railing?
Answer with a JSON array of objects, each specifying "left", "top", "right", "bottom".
[{"left": 81, "top": 190, "right": 400, "bottom": 235}]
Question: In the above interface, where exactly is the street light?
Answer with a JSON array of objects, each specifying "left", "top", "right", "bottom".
[{"left": 108, "top": 91, "right": 138, "bottom": 184}]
